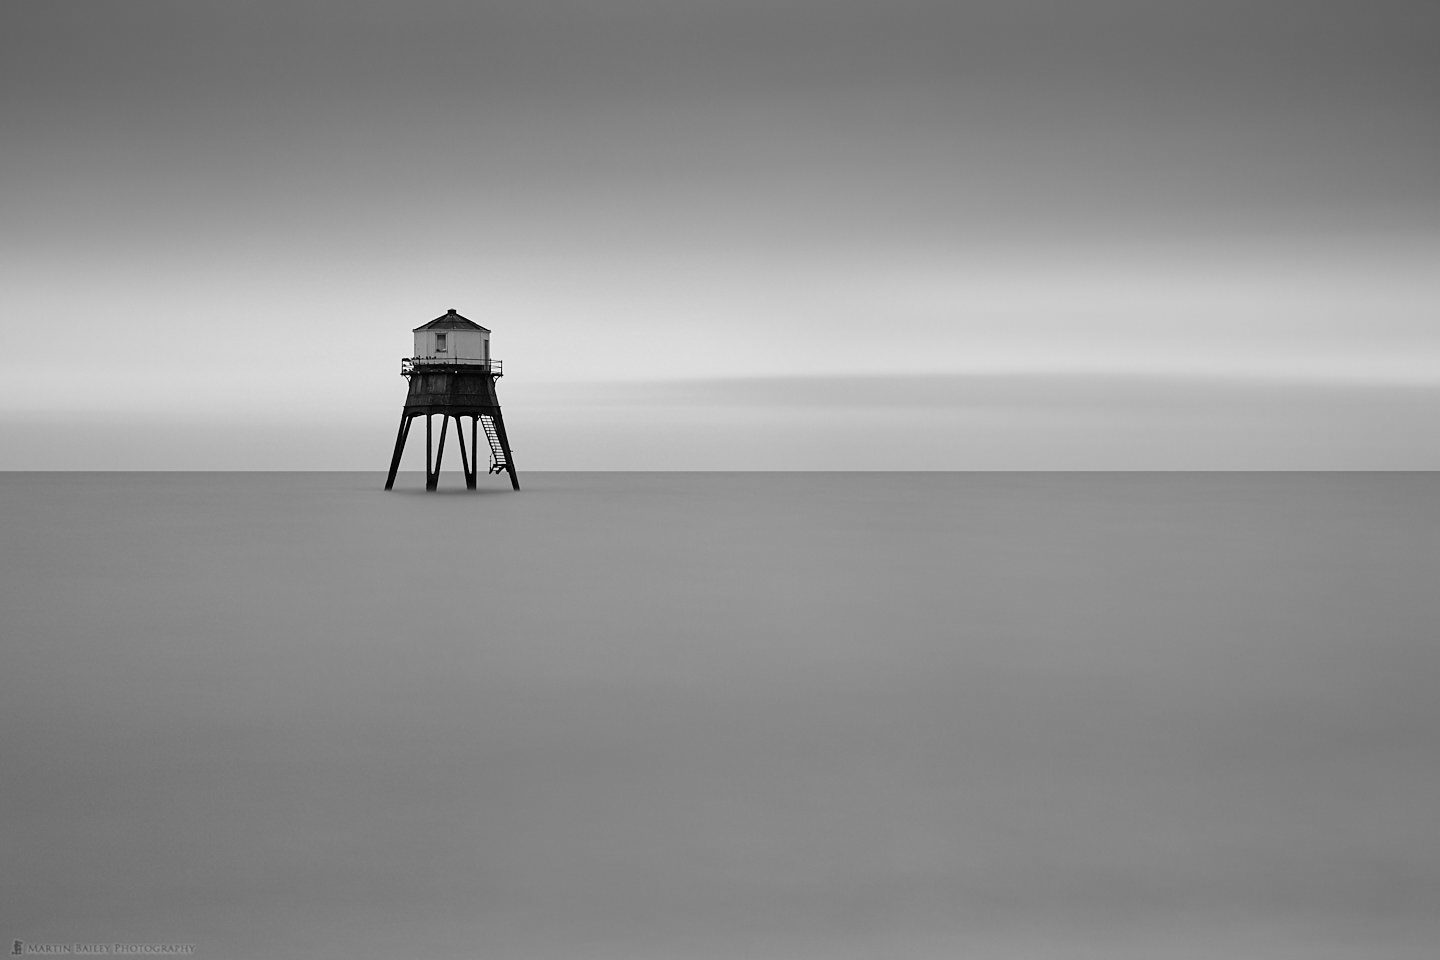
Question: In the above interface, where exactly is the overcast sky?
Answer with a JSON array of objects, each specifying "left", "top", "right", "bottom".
[{"left": 2, "top": 1, "right": 1438, "bottom": 468}]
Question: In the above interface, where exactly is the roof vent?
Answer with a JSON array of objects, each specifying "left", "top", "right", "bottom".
[{"left": 447, "top": 308, "right": 457, "bottom": 315}]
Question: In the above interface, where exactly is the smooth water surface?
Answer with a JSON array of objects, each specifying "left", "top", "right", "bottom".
[{"left": 2, "top": 472, "right": 1437, "bottom": 959}]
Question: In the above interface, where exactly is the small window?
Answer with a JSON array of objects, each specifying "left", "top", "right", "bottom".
[{"left": 435, "top": 333, "right": 448, "bottom": 353}]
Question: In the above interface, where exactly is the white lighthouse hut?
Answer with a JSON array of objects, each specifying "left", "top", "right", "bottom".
[{"left": 413, "top": 308, "right": 490, "bottom": 365}]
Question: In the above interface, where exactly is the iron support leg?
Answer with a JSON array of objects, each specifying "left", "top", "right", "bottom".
[
  {"left": 454, "top": 415, "right": 473, "bottom": 489},
  {"left": 492, "top": 411, "right": 520, "bottom": 491},
  {"left": 470, "top": 416, "right": 479, "bottom": 489},
  {"left": 424, "top": 415, "right": 433, "bottom": 489},
  {"left": 384, "top": 412, "right": 411, "bottom": 490},
  {"left": 428, "top": 414, "right": 449, "bottom": 490}
]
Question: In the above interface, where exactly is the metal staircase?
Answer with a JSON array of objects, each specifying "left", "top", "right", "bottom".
[{"left": 480, "top": 415, "right": 508, "bottom": 474}]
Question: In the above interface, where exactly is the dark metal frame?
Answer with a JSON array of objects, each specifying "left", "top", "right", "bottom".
[{"left": 384, "top": 358, "right": 519, "bottom": 492}]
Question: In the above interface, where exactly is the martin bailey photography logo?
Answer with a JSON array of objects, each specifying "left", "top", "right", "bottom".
[{"left": 12, "top": 943, "right": 194, "bottom": 956}]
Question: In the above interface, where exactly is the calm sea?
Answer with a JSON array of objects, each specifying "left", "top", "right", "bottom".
[{"left": 2, "top": 472, "right": 1437, "bottom": 959}]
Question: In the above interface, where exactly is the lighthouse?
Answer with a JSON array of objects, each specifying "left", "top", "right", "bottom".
[{"left": 384, "top": 308, "right": 519, "bottom": 491}]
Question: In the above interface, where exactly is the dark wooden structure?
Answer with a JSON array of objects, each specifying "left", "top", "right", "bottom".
[{"left": 384, "top": 310, "right": 519, "bottom": 491}]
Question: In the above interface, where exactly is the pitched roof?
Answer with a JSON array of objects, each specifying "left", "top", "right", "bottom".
[{"left": 413, "top": 308, "right": 490, "bottom": 333}]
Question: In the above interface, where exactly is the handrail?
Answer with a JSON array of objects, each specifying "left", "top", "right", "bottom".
[{"left": 402, "top": 357, "right": 502, "bottom": 377}]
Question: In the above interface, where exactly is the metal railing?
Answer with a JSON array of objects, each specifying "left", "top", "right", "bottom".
[{"left": 401, "top": 357, "right": 502, "bottom": 376}]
